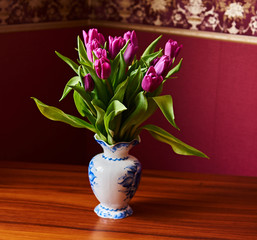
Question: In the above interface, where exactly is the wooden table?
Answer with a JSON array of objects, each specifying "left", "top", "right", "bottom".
[{"left": 0, "top": 161, "right": 257, "bottom": 240}]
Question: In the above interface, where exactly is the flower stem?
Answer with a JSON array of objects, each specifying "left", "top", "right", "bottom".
[{"left": 105, "top": 79, "right": 113, "bottom": 96}]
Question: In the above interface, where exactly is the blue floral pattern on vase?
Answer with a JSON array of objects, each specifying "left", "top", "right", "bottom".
[
  {"left": 118, "top": 161, "right": 142, "bottom": 201},
  {"left": 88, "top": 159, "right": 97, "bottom": 193},
  {"left": 94, "top": 204, "right": 133, "bottom": 219},
  {"left": 95, "top": 137, "right": 140, "bottom": 153}
]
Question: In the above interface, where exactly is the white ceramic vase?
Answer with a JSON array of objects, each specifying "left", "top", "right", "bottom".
[{"left": 88, "top": 135, "right": 141, "bottom": 219}]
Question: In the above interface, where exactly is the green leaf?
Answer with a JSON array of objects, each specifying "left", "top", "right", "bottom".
[
  {"left": 77, "top": 36, "right": 91, "bottom": 65},
  {"left": 110, "top": 78, "right": 128, "bottom": 104},
  {"left": 140, "top": 49, "right": 162, "bottom": 67},
  {"left": 59, "top": 76, "right": 80, "bottom": 101},
  {"left": 142, "top": 35, "right": 162, "bottom": 58},
  {"left": 31, "top": 97, "right": 96, "bottom": 132},
  {"left": 152, "top": 95, "right": 179, "bottom": 130},
  {"left": 165, "top": 58, "right": 183, "bottom": 79},
  {"left": 109, "top": 58, "right": 120, "bottom": 83},
  {"left": 78, "top": 59, "right": 93, "bottom": 69},
  {"left": 73, "top": 91, "right": 96, "bottom": 125},
  {"left": 108, "top": 79, "right": 128, "bottom": 139},
  {"left": 128, "top": 97, "right": 158, "bottom": 139},
  {"left": 68, "top": 85, "right": 97, "bottom": 117},
  {"left": 104, "top": 100, "right": 127, "bottom": 144},
  {"left": 116, "top": 53, "right": 126, "bottom": 88},
  {"left": 73, "top": 90, "right": 87, "bottom": 117},
  {"left": 120, "top": 91, "right": 148, "bottom": 138},
  {"left": 109, "top": 64, "right": 119, "bottom": 88},
  {"left": 55, "top": 51, "right": 79, "bottom": 74},
  {"left": 127, "top": 59, "right": 140, "bottom": 76},
  {"left": 91, "top": 99, "right": 107, "bottom": 142},
  {"left": 126, "top": 66, "right": 143, "bottom": 108},
  {"left": 105, "top": 100, "right": 127, "bottom": 130},
  {"left": 77, "top": 65, "right": 85, "bottom": 86},
  {"left": 142, "top": 124, "right": 209, "bottom": 158}
]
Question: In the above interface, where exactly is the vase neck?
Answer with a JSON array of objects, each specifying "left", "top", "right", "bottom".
[
  {"left": 102, "top": 142, "right": 133, "bottom": 160},
  {"left": 95, "top": 138, "right": 139, "bottom": 161}
]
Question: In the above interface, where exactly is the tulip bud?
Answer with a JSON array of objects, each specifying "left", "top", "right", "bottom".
[
  {"left": 83, "top": 29, "right": 97, "bottom": 45},
  {"left": 98, "top": 33, "right": 105, "bottom": 46},
  {"left": 123, "top": 31, "right": 131, "bottom": 42},
  {"left": 86, "top": 39, "right": 101, "bottom": 62},
  {"left": 123, "top": 43, "right": 138, "bottom": 64},
  {"left": 88, "top": 29, "right": 99, "bottom": 43},
  {"left": 154, "top": 55, "right": 172, "bottom": 77},
  {"left": 84, "top": 73, "right": 94, "bottom": 92},
  {"left": 108, "top": 36, "right": 126, "bottom": 59},
  {"left": 123, "top": 30, "right": 138, "bottom": 46},
  {"left": 83, "top": 30, "right": 89, "bottom": 45},
  {"left": 141, "top": 66, "right": 163, "bottom": 92},
  {"left": 93, "top": 48, "right": 107, "bottom": 59},
  {"left": 123, "top": 30, "right": 138, "bottom": 64},
  {"left": 94, "top": 57, "right": 111, "bottom": 79},
  {"left": 174, "top": 44, "right": 182, "bottom": 58},
  {"left": 83, "top": 28, "right": 105, "bottom": 46},
  {"left": 152, "top": 57, "right": 160, "bottom": 66},
  {"left": 164, "top": 39, "right": 182, "bottom": 59}
]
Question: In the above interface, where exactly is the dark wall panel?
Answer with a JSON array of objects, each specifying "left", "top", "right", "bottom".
[{"left": 1, "top": 26, "right": 257, "bottom": 177}]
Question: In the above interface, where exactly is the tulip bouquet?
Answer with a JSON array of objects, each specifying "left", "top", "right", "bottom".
[{"left": 32, "top": 28, "right": 207, "bottom": 158}]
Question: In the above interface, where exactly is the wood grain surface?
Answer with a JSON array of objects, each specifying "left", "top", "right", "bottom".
[{"left": 0, "top": 161, "right": 256, "bottom": 240}]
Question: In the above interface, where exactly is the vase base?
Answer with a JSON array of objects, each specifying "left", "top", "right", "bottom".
[{"left": 94, "top": 204, "right": 133, "bottom": 219}]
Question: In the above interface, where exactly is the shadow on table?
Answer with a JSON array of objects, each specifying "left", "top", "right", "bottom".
[{"left": 130, "top": 194, "right": 221, "bottom": 223}]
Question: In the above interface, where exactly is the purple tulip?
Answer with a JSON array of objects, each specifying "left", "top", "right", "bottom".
[
  {"left": 84, "top": 73, "right": 94, "bottom": 92},
  {"left": 108, "top": 36, "right": 126, "bottom": 59},
  {"left": 164, "top": 39, "right": 182, "bottom": 59},
  {"left": 152, "top": 57, "right": 160, "bottom": 66},
  {"left": 153, "top": 55, "right": 172, "bottom": 77},
  {"left": 123, "top": 30, "right": 138, "bottom": 64},
  {"left": 123, "top": 43, "right": 138, "bottom": 64},
  {"left": 141, "top": 66, "right": 163, "bottom": 92},
  {"left": 93, "top": 48, "right": 107, "bottom": 59},
  {"left": 86, "top": 39, "right": 101, "bottom": 62},
  {"left": 123, "top": 30, "right": 138, "bottom": 46},
  {"left": 83, "top": 28, "right": 105, "bottom": 46},
  {"left": 97, "top": 33, "right": 105, "bottom": 46},
  {"left": 94, "top": 57, "right": 111, "bottom": 79}
]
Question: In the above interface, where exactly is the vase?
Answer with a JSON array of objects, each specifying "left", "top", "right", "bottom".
[{"left": 88, "top": 135, "right": 141, "bottom": 219}]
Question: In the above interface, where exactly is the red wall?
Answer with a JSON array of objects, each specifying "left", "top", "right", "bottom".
[{"left": 1, "top": 26, "right": 257, "bottom": 177}]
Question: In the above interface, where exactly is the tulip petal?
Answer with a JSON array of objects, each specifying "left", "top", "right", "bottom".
[{"left": 101, "top": 62, "right": 112, "bottom": 79}]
